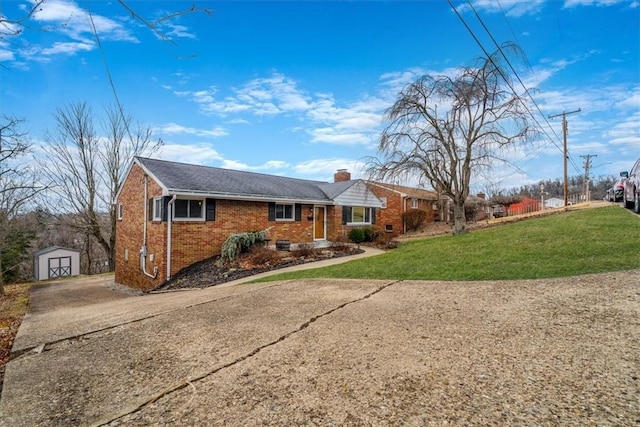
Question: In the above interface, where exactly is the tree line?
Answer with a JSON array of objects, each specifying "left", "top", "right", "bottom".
[{"left": 0, "top": 104, "right": 160, "bottom": 294}]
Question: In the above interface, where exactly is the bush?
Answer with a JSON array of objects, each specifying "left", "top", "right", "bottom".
[
  {"left": 348, "top": 227, "right": 366, "bottom": 244},
  {"left": 402, "top": 209, "right": 427, "bottom": 231},
  {"left": 220, "top": 229, "right": 269, "bottom": 263},
  {"left": 246, "top": 246, "right": 281, "bottom": 266}
]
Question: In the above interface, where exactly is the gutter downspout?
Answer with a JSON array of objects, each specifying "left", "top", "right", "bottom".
[
  {"left": 403, "top": 196, "right": 407, "bottom": 234},
  {"left": 166, "top": 195, "right": 177, "bottom": 281},
  {"left": 141, "top": 175, "right": 158, "bottom": 279}
]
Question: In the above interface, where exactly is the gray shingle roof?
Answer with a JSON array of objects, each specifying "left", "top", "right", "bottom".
[{"left": 136, "top": 157, "right": 357, "bottom": 203}]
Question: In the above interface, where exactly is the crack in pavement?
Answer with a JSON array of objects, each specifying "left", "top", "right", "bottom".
[
  {"left": 9, "top": 282, "right": 285, "bottom": 362},
  {"left": 94, "top": 279, "right": 402, "bottom": 427}
]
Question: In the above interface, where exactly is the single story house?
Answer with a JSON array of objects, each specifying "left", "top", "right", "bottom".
[
  {"left": 115, "top": 157, "right": 383, "bottom": 290},
  {"left": 366, "top": 181, "right": 439, "bottom": 235},
  {"left": 34, "top": 246, "right": 80, "bottom": 281},
  {"left": 544, "top": 197, "right": 565, "bottom": 209}
]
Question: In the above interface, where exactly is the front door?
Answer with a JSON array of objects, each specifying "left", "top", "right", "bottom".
[{"left": 314, "top": 206, "right": 326, "bottom": 240}]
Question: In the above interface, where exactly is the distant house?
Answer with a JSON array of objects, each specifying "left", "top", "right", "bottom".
[
  {"left": 366, "top": 182, "right": 438, "bottom": 235},
  {"left": 34, "top": 246, "right": 80, "bottom": 281},
  {"left": 508, "top": 197, "right": 540, "bottom": 215},
  {"left": 115, "top": 158, "right": 383, "bottom": 290},
  {"left": 545, "top": 197, "right": 565, "bottom": 209}
]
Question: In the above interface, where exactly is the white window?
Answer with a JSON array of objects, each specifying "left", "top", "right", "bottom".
[
  {"left": 275, "top": 203, "right": 294, "bottom": 221},
  {"left": 174, "top": 198, "right": 204, "bottom": 220},
  {"left": 380, "top": 197, "right": 387, "bottom": 209},
  {"left": 153, "top": 197, "right": 163, "bottom": 221},
  {"left": 411, "top": 199, "right": 419, "bottom": 209},
  {"left": 117, "top": 203, "right": 123, "bottom": 220},
  {"left": 350, "top": 206, "right": 372, "bottom": 224}
]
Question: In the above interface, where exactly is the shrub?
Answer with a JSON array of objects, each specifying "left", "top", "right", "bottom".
[
  {"left": 246, "top": 246, "right": 281, "bottom": 266},
  {"left": 402, "top": 209, "right": 427, "bottom": 231},
  {"left": 348, "top": 227, "right": 366, "bottom": 245},
  {"left": 220, "top": 229, "right": 269, "bottom": 263},
  {"left": 292, "top": 243, "right": 316, "bottom": 258}
]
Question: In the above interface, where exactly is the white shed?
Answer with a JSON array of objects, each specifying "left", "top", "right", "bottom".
[{"left": 34, "top": 246, "right": 81, "bottom": 281}]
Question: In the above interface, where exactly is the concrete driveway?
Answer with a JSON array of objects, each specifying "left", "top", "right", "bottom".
[{"left": 1, "top": 269, "right": 638, "bottom": 426}]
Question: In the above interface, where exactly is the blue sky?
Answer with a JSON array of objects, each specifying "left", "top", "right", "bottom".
[{"left": 1, "top": 0, "right": 639, "bottom": 192}]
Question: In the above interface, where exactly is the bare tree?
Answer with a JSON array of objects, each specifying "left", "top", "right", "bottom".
[
  {"left": 39, "top": 102, "right": 161, "bottom": 272},
  {"left": 368, "top": 44, "right": 537, "bottom": 234},
  {"left": 0, "top": 116, "right": 44, "bottom": 294}
]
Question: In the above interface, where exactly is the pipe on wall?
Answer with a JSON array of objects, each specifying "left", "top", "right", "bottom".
[
  {"left": 141, "top": 174, "right": 158, "bottom": 279},
  {"left": 166, "top": 195, "right": 176, "bottom": 281}
]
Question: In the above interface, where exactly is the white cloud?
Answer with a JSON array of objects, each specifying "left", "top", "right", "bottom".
[
  {"left": 293, "top": 158, "right": 367, "bottom": 180},
  {"left": 40, "top": 41, "right": 93, "bottom": 56},
  {"left": 31, "top": 0, "right": 137, "bottom": 43},
  {"left": 457, "top": 0, "right": 546, "bottom": 17},
  {"left": 156, "top": 143, "right": 223, "bottom": 165},
  {"left": 155, "top": 122, "right": 228, "bottom": 138},
  {"left": 220, "top": 159, "right": 291, "bottom": 171}
]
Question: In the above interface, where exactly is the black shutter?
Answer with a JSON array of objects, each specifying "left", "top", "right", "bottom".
[
  {"left": 148, "top": 198, "right": 153, "bottom": 221},
  {"left": 342, "top": 206, "right": 351, "bottom": 225},
  {"left": 162, "top": 196, "right": 171, "bottom": 221},
  {"left": 371, "top": 207, "right": 376, "bottom": 224},
  {"left": 268, "top": 202, "right": 276, "bottom": 221},
  {"left": 206, "top": 198, "right": 216, "bottom": 221},
  {"left": 295, "top": 204, "right": 302, "bottom": 221}
]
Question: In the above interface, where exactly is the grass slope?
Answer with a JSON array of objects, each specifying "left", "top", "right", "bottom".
[{"left": 257, "top": 206, "right": 640, "bottom": 282}]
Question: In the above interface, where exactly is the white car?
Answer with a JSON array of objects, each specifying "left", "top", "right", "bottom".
[{"left": 621, "top": 157, "right": 640, "bottom": 213}]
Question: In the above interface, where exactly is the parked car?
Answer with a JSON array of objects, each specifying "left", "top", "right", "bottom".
[
  {"left": 610, "top": 178, "right": 626, "bottom": 202},
  {"left": 621, "top": 157, "right": 640, "bottom": 212},
  {"left": 605, "top": 187, "right": 614, "bottom": 202}
]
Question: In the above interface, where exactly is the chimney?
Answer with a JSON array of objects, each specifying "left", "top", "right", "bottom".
[
  {"left": 334, "top": 169, "right": 351, "bottom": 182},
  {"left": 477, "top": 192, "right": 486, "bottom": 200}
]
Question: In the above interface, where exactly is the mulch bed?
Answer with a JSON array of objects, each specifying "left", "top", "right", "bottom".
[{"left": 155, "top": 246, "right": 364, "bottom": 291}]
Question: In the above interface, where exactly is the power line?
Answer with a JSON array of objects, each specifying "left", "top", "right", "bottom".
[{"left": 451, "top": 0, "right": 583, "bottom": 179}]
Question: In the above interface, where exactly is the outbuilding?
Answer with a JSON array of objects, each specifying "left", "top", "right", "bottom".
[{"left": 34, "top": 246, "right": 81, "bottom": 281}]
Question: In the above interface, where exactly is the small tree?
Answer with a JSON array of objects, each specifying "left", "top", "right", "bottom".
[{"left": 368, "top": 44, "right": 537, "bottom": 235}]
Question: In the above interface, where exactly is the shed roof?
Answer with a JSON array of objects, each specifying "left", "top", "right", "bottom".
[{"left": 34, "top": 246, "right": 80, "bottom": 256}]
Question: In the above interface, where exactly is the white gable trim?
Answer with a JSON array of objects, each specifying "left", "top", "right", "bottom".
[{"left": 333, "top": 180, "right": 383, "bottom": 207}]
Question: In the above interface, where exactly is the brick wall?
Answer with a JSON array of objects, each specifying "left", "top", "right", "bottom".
[
  {"left": 116, "top": 164, "right": 328, "bottom": 290},
  {"left": 115, "top": 164, "right": 166, "bottom": 290},
  {"left": 368, "top": 185, "right": 405, "bottom": 236}
]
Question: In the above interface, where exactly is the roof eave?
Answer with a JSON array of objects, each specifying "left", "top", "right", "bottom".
[{"left": 166, "top": 189, "right": 333, "bottom": 205}]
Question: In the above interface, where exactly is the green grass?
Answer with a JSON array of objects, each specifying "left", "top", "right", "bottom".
[{"left": 255, "top": 206, "right": 640, "bottom": 282}]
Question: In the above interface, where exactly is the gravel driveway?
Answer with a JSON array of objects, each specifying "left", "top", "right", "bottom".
[{"left": 1, "top": 271, "right": 638, "bottom": 426}]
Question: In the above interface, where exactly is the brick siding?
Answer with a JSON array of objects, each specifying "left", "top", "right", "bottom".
[{"left": 115, "top": 164, "right": 345, "bottom": 290}]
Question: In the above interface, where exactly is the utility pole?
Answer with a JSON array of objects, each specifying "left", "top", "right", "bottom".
[
  {"left": 549, "top": 109, "right": 581, "bottom": 207},
  {"left": 581, "top": 154, "right": 597, "bottom": 202}
]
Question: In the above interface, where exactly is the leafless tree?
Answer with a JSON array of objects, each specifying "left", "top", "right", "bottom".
[
  {"left": 39, "top": 102, "right": 161, "bottom": 272},
  {"left": 368, "top": 44, "right": 537, "bottom": 234},
  {"left": 0, "top": 116, "right": 44, "bottom": 294}
]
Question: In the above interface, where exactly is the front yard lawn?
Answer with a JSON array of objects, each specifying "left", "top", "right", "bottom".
[{"left": 256, "top": 206, "right": 640, "bottom": 282}]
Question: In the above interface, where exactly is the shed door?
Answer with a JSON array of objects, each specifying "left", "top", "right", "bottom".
[{"left": 48, "top": 256, "right": 72, "bottom": 279}]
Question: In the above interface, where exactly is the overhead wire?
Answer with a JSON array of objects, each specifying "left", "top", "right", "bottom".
[
  {"left": 448, "top": 0, "right": 582, "bottom": 178},
  {"left": 466, "top": 0, "right": 582, "bottom": 175}
]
